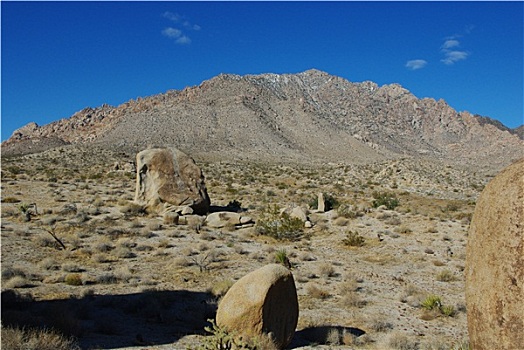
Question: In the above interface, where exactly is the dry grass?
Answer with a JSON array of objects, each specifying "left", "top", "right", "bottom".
[{"left": 1, "top": 327, "right": 80, "bottom": 350}]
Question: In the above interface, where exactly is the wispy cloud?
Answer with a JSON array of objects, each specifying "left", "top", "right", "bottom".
[
  {"left": 405, "top": 59, "right": 428, "bottom": 70},
  {"left": 161, "top": 11, "right": 200, "bottom": 45},
  {"left": 440, "top": 31, "right": 471, "bottom": 65},
  {"left": 441, "top": 39, "right": 460, "bottom": 50},
  {"left": 441, "top": 50, "right": 469, "bottom": 65},
  {"left": 162, "top": 27, "right": 182, "bottom": 39}
]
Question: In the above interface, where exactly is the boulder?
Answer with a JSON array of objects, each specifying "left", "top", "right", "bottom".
[
  {"left": 465, "top": 158, "right": 523, "bottom": 350},
  {"left": 317, "top": 193, "right": 326, "bottom": 212},
  {"left": 205, "top": 211, "right": 253, "bottom": 228},
  {"left": 134, "top": 146, "right": 210, "bottom": 215},
  {"left": 290, "top": 206, "right": 308, "bottom": 222},
  {"left": 216, "top": 264, "right": 299, "bottom": 349}
]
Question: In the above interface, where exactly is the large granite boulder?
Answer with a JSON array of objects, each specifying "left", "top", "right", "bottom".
[
  {"left": 134, "top": 146, "right": 210, "bottom": 215},
  {"left": 465, "top": 158, "right": 523, "bottom": 350},
  {"left": 216, "top": 264, "right": 299, "bottom": 349}
]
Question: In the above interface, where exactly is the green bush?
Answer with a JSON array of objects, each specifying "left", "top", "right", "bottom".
[
  {"left": 256, "top": 205, "right": 303, "bottom": 241},
  {"left": 421, "top": 295, "right": 456, "bottom": 317},
  {"left": 342, "top": 231, "right": 365, "bottom": 247},
  {"left": 274, "top": 249, "right": 291, "bottom": 268},
  {"left": 421, "top": 295, "right": 442, "bottom": 310},
  {"left": 64, "top": 273, "right": 82, "bottom": 286},
  {"left": 372, "top": 191, "right": 399, "bottom": 210}
]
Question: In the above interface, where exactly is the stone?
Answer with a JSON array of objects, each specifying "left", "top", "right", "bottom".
[
  {"left": 290, "top": 206, "right": 308, "bottom": 222},
  {"left": 465, "top": 158, "right": 523, "bottom": 350},
  {"left": 181, "top": 206, "right": 194, "bottom": 215},
  {"left": 216, "top": 264, "right": 299, "bottom": 349},
  {"left": 304, "top": 220, "right": 313, "bottom": 228},
  {"left": 134, "top": 146, "right": 210, "bottom": 215},
  {"left": 205, "top": 211, "right": 253, "bottom": 228},
  {"left": 317, "top": 193, "right": 326, "bottom": 212}
]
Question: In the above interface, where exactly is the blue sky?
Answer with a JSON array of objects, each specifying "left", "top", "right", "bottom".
[{"left": 2, "top": 1, "right": 523, "bottom": 141}]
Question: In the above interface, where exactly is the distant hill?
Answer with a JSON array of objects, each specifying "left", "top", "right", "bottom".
[{"left": 3, "top": 69, "right": 522, "bottom": 170}]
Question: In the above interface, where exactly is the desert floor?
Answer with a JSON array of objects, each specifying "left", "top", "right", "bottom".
[{"left": 1, "top": 146, "right": 490, "bottom": 349}]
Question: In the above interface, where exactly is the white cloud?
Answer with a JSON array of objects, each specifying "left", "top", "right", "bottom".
[
  {"left": 176, "top": 36, "right": 191, "bottom": 45},
  {"left": 440, "top": 32, "right": 471, "bottom": 65},
  {"left": 161, "top": 11, "right": 200, "bottom": 45},
  {"left": 441, "top": 50, "right": 469, "bottom": 65},
  {"left": 441, "top": 39, "right": 460, "bottom": 49},
  {"left": 405, "top": 59, "right": 428, "bottom": 70},
  {"left": 163, "top": 11, "right": 181, "bottom": 23},
  {"left": 162, "top": 27, "right": 182, "bottom": 39}
]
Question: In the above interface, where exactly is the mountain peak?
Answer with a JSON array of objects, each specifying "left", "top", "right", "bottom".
[{"left": 2, "top": 71, "right": 521, "bottom": 171}]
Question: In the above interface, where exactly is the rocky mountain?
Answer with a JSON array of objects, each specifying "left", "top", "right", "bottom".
[{"left": 3, "top": 69, "right": 522, "bottom": 169}]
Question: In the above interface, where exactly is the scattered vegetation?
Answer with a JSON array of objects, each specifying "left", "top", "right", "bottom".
[
  {"left": 1, "top": 327, "right": 80, "bottom": 350},
  {"left": 372, "top": 191, "right": 400, "bottom": 210},
  {"left": 342, "top": 230, "right": 365, "bottom": 247},
  {"left": 255, "top": 205, "right": 303, "bottom": 241}
]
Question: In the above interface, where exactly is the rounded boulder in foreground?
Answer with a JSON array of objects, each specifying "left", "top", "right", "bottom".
[
  {"left": 465, "top": 158, "right": 523, "bottom": 350},
  {"left": 216, "top": 263, "right": 299, "bottom": 349}
]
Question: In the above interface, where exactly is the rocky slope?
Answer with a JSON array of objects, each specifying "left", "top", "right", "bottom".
[{"left": 3, "top": 69, "right": 522, "bottom": 169}]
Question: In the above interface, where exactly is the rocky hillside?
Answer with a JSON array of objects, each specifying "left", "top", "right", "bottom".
[{"left": 3, "top": 69, "right": 522, "bottom": 169}]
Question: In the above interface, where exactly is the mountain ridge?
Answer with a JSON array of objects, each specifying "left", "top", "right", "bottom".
[{"left": 3, "top": 69, "right": 522, "bottom": 170}]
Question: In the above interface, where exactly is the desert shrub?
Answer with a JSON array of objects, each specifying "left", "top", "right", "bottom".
[
  {"left": 119, "top": 202, "right": 146, "bottom": 216},
  {"left": 388, "top": 333, "right": 419, "bottom": 350},
  {"left": 306, "top": 283, "right": 330, "bottom": 299},
  {"left": 112, "top": 246, "right": 135, "bottom": 259},
  {"left": 96, "top": 273, "right": 118, "bottom": 284},
  {"left": 1, "top": 327, "right": 80, "bottom": 350},
  {"left": 421, "top": 295, "right": 442, "bottom": 310},
  {"left": 440, "top": 305, "right": 456, "bottom": 317},
  {"left": 256, "top": 205, "right": 303, "bottom": 241},
  {"left": 394, "top": 225, "right": 413, "bottom": 234},
  {"left": 318, "top": 262, "right": 336, "bottom": 278},
  {"left": 209, "top": 279, "right": 234, "bottom": 298},
  {"left": 64, "top": 273, "right": 82, "bottom": 286},
  {"left": 274, "top": 249, "right": 291, "bottom": 268},
  {"left": 372, "top": 191, "right": 400, "bottom": 210},
  {"left": 2, "top": 196, "right": 21, "bottom": 203},
  {"left": 2, "top": 267, "right": 27, "bottom": 280},
  {"left": 337, "top": 203, "right": 359, "bottom": 218},
  {"left": 61, "top": 263, "right": 82, "bottom": 273},
  {"left": 342, "top": 230, "right": 365, "bottom": 247},
  {"left": 163, "top": 212, "right": 179, "bottom": 225},
  {"left": 421, "top": 295, "right": 455, "bottom": 317},
  {"left": 38, "top": 258, "right": 60, "bottom": 271},
  {"left": 436, "top": 269, "right": 457, "bottom": 282},
  {"left": 198, "top": 319, "right": 276, "bottom": 350}
]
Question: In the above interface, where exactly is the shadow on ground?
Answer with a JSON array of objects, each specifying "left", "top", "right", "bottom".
[
  {"left": 291, "top": 325, "right": 366, "bottom": 348},
  {"left": 1, "top": 288, "right": 217, "bottom": 349}
]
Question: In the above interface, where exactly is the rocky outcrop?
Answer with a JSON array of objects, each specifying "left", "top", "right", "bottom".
[
  {"left": 134, "top": 146, "right": 210, "bottom": 215},
  {"left": 205, "top": 212, "right": 253, "bottom": 229},
  {"left": 216, "top": 264, "right": 299, "bottom": 349},
  {"left": 465, "top": 158, "right": 524, "bottom": 350}
]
